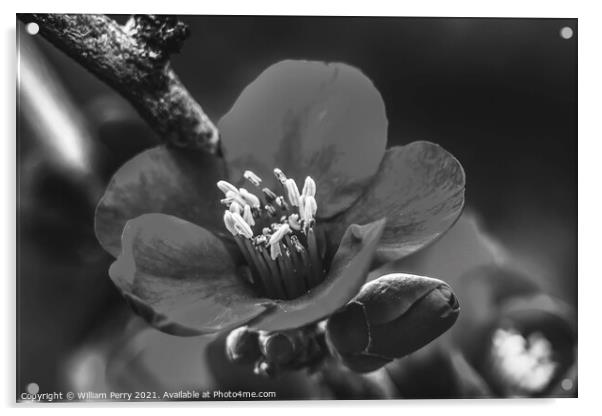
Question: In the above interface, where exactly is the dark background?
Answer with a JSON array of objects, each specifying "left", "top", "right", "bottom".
[{"left": 17, "top": 16, "right": 577, "bottom": 392}]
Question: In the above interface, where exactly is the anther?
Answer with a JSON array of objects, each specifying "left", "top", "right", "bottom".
[
  {"left": 300, "top": 195, "right": 317, "bottom": 224},
  {"left": 243, "top": 204, "right": 255, "bottom": 226},
  {"left": 231, "top": 212, "right": 254, "bottom": 238},
  {"left": 270, "top": 242, "right": 283, "bottom": 260},
  {"left": 225, "top": 190, "right": 247, "bottom": 207},
  {"left": 223, "top": 211, "right": 238, "bottom": 236},
  {"left": 262, "top": 188, "right": 278, "bottom": 202},
  {"left": 239, "top": 188, "right": 261, "bottom": 209},
  {"left": 217, "top": 180, "right": 239, "bottom": 195},
  {"left": 288, "top": 214, "right": 301, "bottom": 230},
  {"left": 268, "top": 224, "right": 291, "bottom": 248},
  {"left": 229, "top": 201, "right": 243, "bottom": 215},
  {"left": 243, "top": 170, "right": 262, "bottom": 187},
  {"left": 264, "top": 204, "right": 277, "bottom": 217},
  {"left": 302, "top": 176, "right": 316, "bottom": 198},
  {"left": 273, "top": 168, "right": 287, "bottom": 184},
  {"left": 275, "top": 196, "right": 289, "bottom": 211},
  {"left": 307, "top": 196, "right": 317, "bottom": 215},
  {"left": 284, "top": 178, "right": 301, "bottom": 206}
]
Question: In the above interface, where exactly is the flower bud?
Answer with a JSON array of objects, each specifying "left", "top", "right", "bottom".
[
  {"left": 326, "top": 273, "right": 460, "bottom": 373},
  {"left": 258, "top": 331, "right": 299, "bottom": 365},
  {"left": 225, "top": 326, "right": 261, "bottom": 364}
]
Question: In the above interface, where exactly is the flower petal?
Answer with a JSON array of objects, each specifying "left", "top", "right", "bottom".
[
  {"left": 219, "top": 60, "right": 388, "bottom": 218},
  {"left": 334, "top": 141, "right": 465, "bottom": 263},
  {"left": 109, "top": 213, "right": 273, "bottom": 336},
  {"left": 248, "top": 218, "right": 387, "bottom": 332},
  {"left": 95, "top": 145, "right": 227, "bottom": 257}
]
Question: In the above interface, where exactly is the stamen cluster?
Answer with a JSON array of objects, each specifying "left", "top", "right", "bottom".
[{"left": 217, "top": 169, "right": 324, "bottom": 300}]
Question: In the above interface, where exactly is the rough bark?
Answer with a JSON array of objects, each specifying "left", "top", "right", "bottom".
[{"left": 18, "top": 14, "right": 220, "bottom": 154}]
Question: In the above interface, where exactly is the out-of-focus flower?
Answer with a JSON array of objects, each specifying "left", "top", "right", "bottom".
[
  {"left": 95, "top": 60, "right": 465, "bottom": 342},
  {"left": 380, "top": 213, "right": 577, "bottom": 398},
  {"left": 453, "top": 276, "right": 576, "bottom": 398}
]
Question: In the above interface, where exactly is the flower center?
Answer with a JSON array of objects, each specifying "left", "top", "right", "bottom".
[
  {"left": 489, "top": 327, "right": 558, "bottom": 395},
  {"left": 217, "top": 169, "right": 325, "bottom": 300}
]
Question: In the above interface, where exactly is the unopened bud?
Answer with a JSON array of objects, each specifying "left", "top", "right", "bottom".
[
  {"left": 326, "top": 273, "right": 460, "bottom": 373},
  {"left": 259, "top": 332, "right": 297, "bottom": 365},
  {"left": 225, "top": 326, "right": 261, "bottom": 364}
]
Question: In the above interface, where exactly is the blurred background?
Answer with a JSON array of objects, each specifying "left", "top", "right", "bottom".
[{"left": 16, "top": 16, "right": 576, "bottom": 396}]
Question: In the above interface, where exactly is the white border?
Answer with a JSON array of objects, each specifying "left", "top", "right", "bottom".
[
  {"left": 2, "top": 0, "right": 588, "bottom": 16},
  {"left": 3, "top": 1, "right": 601, "bottom": 415}
]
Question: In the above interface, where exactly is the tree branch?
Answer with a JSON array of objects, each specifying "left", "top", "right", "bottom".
[{"left": 18, "top": 13, "right": 220, "bottom": 154}]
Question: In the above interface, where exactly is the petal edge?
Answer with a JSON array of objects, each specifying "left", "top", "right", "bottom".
[
  {"left": 219, "top": 60, "right": 388, "bottom": 218},
  {"left": 335, "top": 141, "right": 465, "bottom": 263},
  {"left": 95, "top": 145, "right": 226, "bottom": 257},
  {"left": 110, "top": 213, "right": 273, "bottom": 336},
  {"left": 249, "top": 218, "right": 387, "bottom": 332}
]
